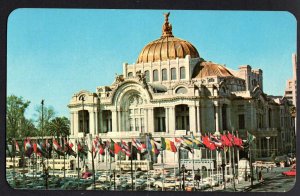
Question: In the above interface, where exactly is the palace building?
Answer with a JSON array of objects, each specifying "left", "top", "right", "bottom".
[{"left": 68, "top": 13, "right": 295, "bottom": 163}]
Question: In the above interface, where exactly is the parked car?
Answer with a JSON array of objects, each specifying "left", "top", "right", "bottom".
[{"left": 282, "top": 168, "right": 296, "bottom": 176}]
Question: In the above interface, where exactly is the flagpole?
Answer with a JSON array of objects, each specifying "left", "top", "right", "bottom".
[
  {"left": 64, "top": 140, "right": 66, "bottom": 180},
  {"left": 248, "top": 132, "right": 254, "bottom": 187},
  {"left": 232, "top": 131, "right": 236, "bottom": 191},
  {"left": 131, "top": 141, "right": 133, "bottom": 191},
  {"left": 178, "top": 146, "right": 181, "bottom": 191},
  {"left": 90, "top": 136, "right": 96, "bottom": 190},
  {"left": 76, "top": 139, "right": 80, "bottom": 190},
  {"left": 162, "top": 147, "right": 165, "bottom": 191},
  {"left": 12, "top": 140, "right": 16, "bottom": 187}
]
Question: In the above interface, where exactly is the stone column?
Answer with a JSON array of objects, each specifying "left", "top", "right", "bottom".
[
  {"left": 169, "top": 107, "right": 176, "bottom": 134},
  {"left": 148, "top": 108, "right": 154, "bottom": 133},
  {"left": 196, "top": 105, "right": 201, "bottom": 133},
  {"left": 118, "top": 110, "right": 122, "bottom": 132},
  {"left": 189, "top": 105, "right": 197, "bottom": 132},
  {"left": 219, "top": 104, "right": 223, "bottom": 131},
  {"left": 89, "top": 111, "right": 95, "bottom": 135},
  {"left": 95, "top": 110, "right": 98, "bottom": 134},
  {"left": 144, "top": 109, "right": 148, "bottom": 132},
  {"left": 70, "top": 112, "right": 74, "bottom": 135},
  {"left": 165, "top": 107, "right": 169, "bottom": 133},
  {"left": 112, "top": 110, "right": 118, "bottom": 132},
  {"left": 74, "top": 111, "right": 79, "bottom": 136},
  {"left": 214, "top": 102, "right": 220, "bottom": 134}
]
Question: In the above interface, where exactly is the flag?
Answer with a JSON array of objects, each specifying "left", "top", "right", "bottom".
[
  {"left": 107, "top": 140, "right": 114, "bottom": 157},
  {"left": 114, "top": 142, "right": 122, "bottom": 154},
  {"left": 24, "top": 138, "right": 33, "bottom": 157},
  {"left": 175, "top": 137, "right": 193, "bottom": 153},
  {"left": 227, "top": 132, "right": 234, "bottom": 144},
  {"left": 45, "top": 139, "right": 52, "bottom": 158},
  {"left": 92, "top": 137, "right": 101, "bottom": 158},
  {"left": 161, "top": 137, "right": 166, "bottom": 150},
  {"left": 14, "top": 139, "right": 20, "bottom": 153},
  {"left": 77, "top": 141, "right": 88, "bottom": 160},
  {"left": 120, "top": 140, "right": 131, "bottom": 157},
  {"left": 190, "top": 135, "right": 204, "bottom": 149},
  {"left": 181, "top": 136, "right": 194, "bottom": 146},
  {"left": 146, "top": 136, "right": 152, "bottom": 153},
  {"left": 202, "top": 135, "right": 216, "bottom": 151},
  {"left": 98, "top": 139, "right": 105, "bottom": 155},
  {"left": 132, "top": 138, "right": 146, "bottom": 153},
  {"left": 221, "top": 134, "right": 232, "bottom": 147},
  {"left": 210, "top": 134, "right": 223, "bottom": 148},
  {"left": 150, "top": 139, "right": 160, "bottom": 155},
  {"left": 247, "top": 131, "right": 256, "bottom": 143},
  {"left": 165, "top": 138, "right": 177, "bottom": 152},
  {"left": 53, "top": 139, "right": 65, "bottom": 156},
  {"left": 64, "top": 139, "right": 77, "bottom": 158},
  {"left": 233, "top": 135, "right": 243, "bottom": 148}
]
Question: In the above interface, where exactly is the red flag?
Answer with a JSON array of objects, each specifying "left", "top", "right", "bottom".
[
  {"left": 114, "top": 142, "right": 122, "bottom": 154},
  {"left": 221, "top": 134, "right": 232, "bottom": 147}
]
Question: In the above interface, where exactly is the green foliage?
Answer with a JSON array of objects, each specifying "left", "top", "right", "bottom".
[
  {"left": 46, "top": 116, "right": 70, "bottom": 139},
  {"left": 6, "top": 95, "right": 31, "bottom": 139},
  {"left": 34, "top": 105, "right": 56, "bottom": 136}
]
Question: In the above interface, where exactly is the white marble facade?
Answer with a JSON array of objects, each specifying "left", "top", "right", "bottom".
[{"left": 68, "top": 14, "right": 295, "bottom": 163}]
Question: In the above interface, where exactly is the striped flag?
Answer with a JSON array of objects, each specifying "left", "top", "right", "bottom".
[
  {"left": 53, "top": 139, "right": 65, "bottom": 156},
  {"left": 150, "top": 139, "right": 160, "bottom": 155},
  {"left": 132, "top": 138, "right": 147, "bottom": 153},
  {"left": 24, "top": 138, "right": 33, "bottom": 157},
  {"left": 165, "top": 138, "right": 177, "bottom": 152},
  {"left": 161, "top": 137, "right": 166, "bottom": 150},
  {"left": 120, "top": 140, "right": 131, "bottom": 157}
]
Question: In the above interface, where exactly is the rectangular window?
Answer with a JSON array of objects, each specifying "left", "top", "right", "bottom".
[
  {"left": 180, "top": 67, "right": 185, "bottom": 79},
  {"left": 171, "top": 68, "right": 176, "bottom": 80},
  {"left": 238, "top": 114, "right": 245, "bottom": 129}
]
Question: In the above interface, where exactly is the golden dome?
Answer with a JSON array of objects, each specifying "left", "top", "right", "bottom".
[
  {"left": 192, "top": 61, "right": 233, "bottom": 78},
  {"left": 136, "top": 13, "right": 200, "bottom": 64}
]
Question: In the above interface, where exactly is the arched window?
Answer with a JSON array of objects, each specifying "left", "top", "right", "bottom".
[
  {"left": 144, "top": 70, "right": 150, "bottom": 82},
  {"left": 128, "top": 72, "right": 133, "bottom": 77},
  {"left": 153, "top": 69, "right": 158, "bottom": 81},
  {"left": 180, "top": 67, "right": 185, "bottom": 79},
  {"left": 175, "top": 87, "right": 188, "bottom": 94},
  {"left": 162, "top": 69, "right": 168, "bottom": 81},
  {"left": 171, "top": 68, "right": 176, "bottom": 80}
]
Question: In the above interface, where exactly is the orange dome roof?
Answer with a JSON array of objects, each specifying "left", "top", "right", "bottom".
[
  {"left": 136, "top": 13, "right": 200, "bottom": 64},
  {"left": 192, "top": 61, "right": 233, "bottom": 78}
]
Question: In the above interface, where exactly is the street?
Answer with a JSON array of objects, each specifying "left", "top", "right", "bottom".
[{"left": 248, "top": 167, "right": 296, "bottom": 192}]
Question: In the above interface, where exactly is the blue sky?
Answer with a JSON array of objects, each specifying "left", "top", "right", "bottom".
[{"left": 7, "top": 9, "right": 297, "bottom": 119}]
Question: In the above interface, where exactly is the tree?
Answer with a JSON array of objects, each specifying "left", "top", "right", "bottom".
[
  {"left": 6, "top": 95, "right": 31, "bottom": 139},
  {"left": 34, "top": 105, "right": 56, "bottom": 136},
  {"left": 46, "top": 117, "right": 70, "bottom": 139}
]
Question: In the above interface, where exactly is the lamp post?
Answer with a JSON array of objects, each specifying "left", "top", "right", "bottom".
[
  {"left": 181, "top": 164, "right": 186, "bottom": 191},
  {"left": 266, "top": 137, "right": 270, "bottom": 157}
]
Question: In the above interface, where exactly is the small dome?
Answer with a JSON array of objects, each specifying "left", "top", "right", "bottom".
[
  {"left": 136, "top": 13, "right": 199, "bottom": 64},
  {"left": 192, "top": 61, "right": 233, "bottom": 78}
]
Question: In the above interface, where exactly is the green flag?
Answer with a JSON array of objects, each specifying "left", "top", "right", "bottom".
[
  {"left": 161, "top": 137, "right": 166, "bottom": 150},
  {"left": 247, "top": 131, "right": 256, "bottom": 143}
]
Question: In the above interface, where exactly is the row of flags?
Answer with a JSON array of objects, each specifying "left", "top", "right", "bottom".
[{"left": 7, "top": 131, "right": 256, "bottom": 160}]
